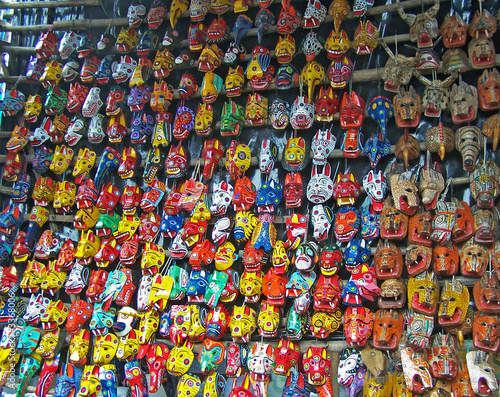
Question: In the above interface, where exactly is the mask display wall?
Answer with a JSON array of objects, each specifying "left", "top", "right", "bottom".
[{"left": 1, "top": 1, "right": 498, "bottom": 397}]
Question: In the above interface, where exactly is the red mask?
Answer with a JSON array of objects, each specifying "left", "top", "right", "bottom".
[
  {"left": 75, "top": 178, "right": 98, "bottom": 210},
  {"left": 96, "top": 182, "right": 121, "bottom": 213},
  {"left": 302, "top": 346, "right": 331, "bottom": 386},
  {"left": 165, "top": 142, "right": 189, "bottom": 179},
  {"left": 233, "top": 177, "right": 256, "bottom": 212},
  {"left": 243, "top": 241, "right": 267, "bottom": 272},
  {"left": 118, "top": 147, "right": 140, "bottom": 179},
  {"left": 452, "top": 199, "right": 474, "bottom": 243},
  {"left": 332, "top": 171, "right": 361, "bottom": 207},
  {"left": 121, "top": 184, "right": 143, "bottom": 215},
  {"left": 55, "top": 239, "right": 76, "bottom": 272},
  {"left": 120, "top": 234, "right": 140, "bottom": 267},
  {"left": 284, "top": 172, "right": 303, "bottom": 208},
  {"left": 66, "top": 82, "right": 89, "bottom": 114},
  {"left": 478, "top": 68, "right": 500, "bottom": 112},
  {"left": 146, "top": 344, "right": 170, "bottom": 394},
  {"left": 408, "top": 211, "right": 433, "bottom": 245},
  {"left": 339, "top": 91, "right": 365, "bottom": 129},
  {"left": 163, "top": 182, "right": 184, "bottom": 216},
  {"left": 262, "top": 268, "right": 287, "bottom": 306},
  {"left": 190, "top": 239, "right": 217, "bottom": 269},
  {"left": 313, "top": 274, "right": 342, "bottom": 312},
  {"left": 429, "top": 334, "right": 458, "bottom": 379},
  {"left": 86, "top": 270, "right": 108, "bottom": 303},
  {"left": 314, "top": 85, "right": 340, "bottom": 122},
  {"left": 66, "top": 300, "right": 93, "bottom": 335},
  {"left": 273, "top": 338, "right": 300, "bottom": 376},
  {"left": 474, "top": 271, "right": 500, "bottom": 313},
  {"left": 451, "top": 359, "right": 475, "bottom": 397},
  {"left": 433, "top": 242, "right": 459, "bottom": 277},
  {"left": 343, "top": 306, "right": 374, "bottom": 347},
  {"left": 115, "top": 268, "right": 136, "bottom": 307},
  {"left": 202, "top": 138, "right": 224, "bottom": 180},
  {"left": 372, "top": 309, "right": 404, "bottom": 350}
]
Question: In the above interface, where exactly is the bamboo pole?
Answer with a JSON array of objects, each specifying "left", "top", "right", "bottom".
[
  {"left": 0, "top": 0, "right": 100, "bottom": 9},
  {"left": 0, "top": 0, "right": 448, "bottom": 32}
]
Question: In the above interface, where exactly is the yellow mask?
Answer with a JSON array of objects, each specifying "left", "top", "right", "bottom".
[
  {"left": 364, "top": 371, "right": 393, "bottom": 397},
  {"left": 72, "top": 148, "right": 97, "bottom": 184},
  {"left": 195, "top": 103, "right": 213, "bottom": 136},
  {"left": 275, "top": 35, "right": 296, "bottom": 63},
  {"left": 116, "top": 330, "right": 140, "bottom": 361},
  {"left": 75, "top": 230, "right": 101, "bottom": 264},
  {"left": 35, "top": 328, "right": 59, "bottom": 359},
  {"left": 93, "top": 333, "right": 119, "bottom": 365},
  {"left": 0, "top": 347, "right": 19, "bottom": 388},
  {"left": 225, "top": 65, "right": 245, "bottom": 97},
  {"left": 24, "top": 94, "right": 43, "bottom": 123},
  {"left": 69, "top": 329, "right": 90, "bottom": 366},
  {"left": 49, "top": 145, "right": 74, "bottom": 175},
  {"left": 215, "top": 241, "right": 238, "bottom": 270}
]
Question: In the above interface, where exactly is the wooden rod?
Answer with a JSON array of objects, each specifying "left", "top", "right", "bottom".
[
  {"left": 0, "top": 0, "right": 100, "bottom": 9},
  {"left": 0, "top": 0, "right": 448, "bottom": 32}
]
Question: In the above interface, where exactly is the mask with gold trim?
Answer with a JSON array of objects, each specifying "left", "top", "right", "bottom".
[
  {"left": 40, "top": 60, "right": 63, "bottom": 89},
  {"left": 438, "top": 279, "right": 469, "bottom": 327},
  {"left": 229, "top": 305, "right": 256, "bottom": 343},
  {"left": 225, "top": 65, "right": 245, "bottom": 97},
  {"left": 275, "top": 35, "right": 296, "bottom": 64},
  {"left": 69, "top": 329, "right": 90, "bottom": 366}
]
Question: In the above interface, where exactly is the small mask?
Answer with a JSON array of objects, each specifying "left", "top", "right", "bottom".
[
  {"left": 220, "top": 101, "right": 245, "bottom": 137},
  {"left": 354, "top": 20, "right": 379, "bottom": 54},
  {"left": 225, "top": 65, "right": 245, "bottom": 97},
  {"left": 328, "top": 55, "right": 354, "bottom": 89},
  {"left": 455, "top": 125, "right": 482, "bottom": 173},
  {"left": 284, "top": 172, "right": 303, "bottom": 209}
]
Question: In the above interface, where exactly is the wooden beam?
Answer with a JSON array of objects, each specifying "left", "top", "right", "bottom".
[
  {"left": 0, "top": 0, "right": 100, "bottom": 9},
  {"left": 0, "top": 0, "right": 448, "bottom": 32}
]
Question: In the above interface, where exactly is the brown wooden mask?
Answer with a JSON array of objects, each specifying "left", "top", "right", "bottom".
[
  {"left": 450, "top": 81, "right": 478, "bottom": 124},
  {"left": 374, "top": 240, "right": 403, "bottom": 280},
  {"left": 441, "top": 13, "right": 467, "bottom": 48},
  {"left": 455, "top": 126, "right": 482, "bottom": 172},
  {"left": 474, "top": 271, "right": 500, "bottom": 314},
  {"left": 478, "top": 68, "right": 500, "bottom": 111},
  {"left": 406, "top": 242, "right": 432, "bottom": 276},
  {"left": 372, "top": 309, "right": 404, "bottom": 351},
  {"left": 433, "top": 242, "right": 459, "bottom": 277}
]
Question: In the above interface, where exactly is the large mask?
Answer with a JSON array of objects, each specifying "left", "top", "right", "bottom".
[
  {"left": 334, "top": 206, "right": 360, "bottom": 243},
  {"left": 432, "top": 242, "right": 458, "bottom": 277},
  {"left": 337, "top": 348, "right": 363, "bottom": 387},
  {"left": 455, "top": 126, "right": 482, "bottom": 173},
  {"left": 466, "top": 350, "right": 499, "bottom": 397},
  {"left": 450, "top": 81, "right": 478, "bottom": 123},
  {"left": 429, "top": 334, "right": 458, "bottom": 379},
  {"left": 198, "top": 338, "right": 224, "bottom": 374},
  {"left": 397, "top": 0, "right": 439, "bottom": 47},
  {"left": 229, "top": 305, "right": 256, "bottom": 343},
  {"left": 363, "top": 370, "right": 393, "bottom": 397},
  {"left": 273, "top": 338, "right": 300, "bottom": 376},
  {"left": 461, "top": 238, "right": 490, "bottom": 277},
  {"left": 441, "top": 13, "right": 467, "bottom": 48},
  {"left": 399, "top": 347, "right": 433, "bottom": 394},
  {"left": 374, "top": 240, "right": 403, "bottom": 279},
  {"left": 473, "top": 312, "right": 500, "bottom": 353},
  {"left": 406, "top": 309, "right": 434, "bottom": 349},
  {"left": 302, "top": 346, "right": 331, "bottom": 386},
  {"left": 408, "top": 271, "right": 439, "bottom": 315},
  {"left": 438, "top": 279, "right": 469, "bottom": 327}
]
